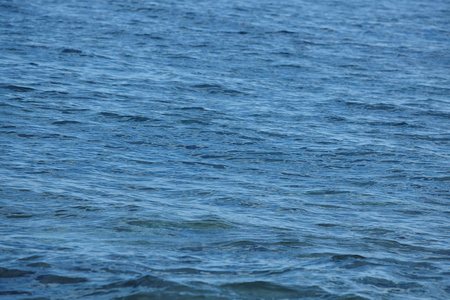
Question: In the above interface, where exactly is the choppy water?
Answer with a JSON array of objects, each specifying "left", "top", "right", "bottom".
[{"left": 1, "top": 0, "right": 449, "bottom": 299}]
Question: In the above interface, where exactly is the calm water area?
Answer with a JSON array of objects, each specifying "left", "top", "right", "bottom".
[{"left": 1, "top": 0, "right": 449, "bottom": 299}]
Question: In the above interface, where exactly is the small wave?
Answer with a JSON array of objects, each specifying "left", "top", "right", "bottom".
[
  {"left": 192, "top": 84, "right": 222, "bottom": 89},
  {"left": 275, "top": 30, "right": 297, "bottom": 34},
  {"left": 52, "top": 120, "right": 82, "bottom": 125},
  {"left": 102, "top": 274, "right": 177, "bottom": 289},
  {"left": 221, "top": 281, "right": 331, "bottom": 299},
  {"left": 19, "top": 255, "right": 43, "bottom": 261},
  {"left": 2, "top": 85, "right": 35, "bottom": 92},
  {"left": 17, "top": 133, "right": 38, "bottom": 138},
  {"left": 219, "top": 241, "right": 271, "bottom": 252},
  {"left": 274, "top": 63, "right": 303, "bottom": 69},
  {"left": 0, "top": 267, "right": 34, "bottom": 278},
  {"left": 134, "top": 33, "right": 164, "bottom": 40},
  {"left": 304, "top": 189, "right": 351, "bottom": 196},
  {"left": 180, "top": 119, "right": 211, "bottom": 125},
  {"left": 358, "top": 276, "right": 423, "bottom": 290},
  {"left": 177, "top": 106, "right": 208, "bottom": 111},
  {"left": 0, "top": 291, "right": 32, "bottom": 296},
  {"left": 27, "top": 262, "right": 51, "bottom": 268},
  {"left": 339, "top": 100, "right": 402, "bottom": 112},
  {"left": 190, "top": 84, "right": 246, "bottom": 95},
  {"left": 127, "top": 218, "right": 178, "bottom": 230},
  {"left": 6, "top": 212, "right": 34, "bottom": 218},
  {"left": 181, "top": 218, "right": 235, "bottom": 230},
  {"left": 39, "top": 90, "right": 70, "bottom": 96},
  {"left": 98, "top": 112, "right": 157, "bottom": 122},
  {"left": 419, "top": 110, "right": 450, "bottom": 119},
  {"left": 361, "top": 121, "right": 411, "bottom": 127},
  {"left": 36, "top": 274, "right": 88, "bottom": 284},
  {"left": 61, "top": 48, "right": 82, "bottom": 54},
  {"left": 331, "top": 254, "right": 372, "bottom": 269},
  {"left": 180, "top": 161, "right": 227, "bottom": 170}
]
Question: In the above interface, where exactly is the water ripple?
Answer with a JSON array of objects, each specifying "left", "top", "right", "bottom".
[{"left": 1, "top": 0, "right": 449, "bottom": 299}]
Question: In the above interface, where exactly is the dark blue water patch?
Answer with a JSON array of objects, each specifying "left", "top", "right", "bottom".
[
  {"left": 61, "top": 48, "right": 83, "bottom": 54},
  {"left": 36, "top": 274, "right": 88, "bottom": 284},
  {"left": 1, "top": 85, "right": 35, "bottom": 92},
  {"left": 0, "top": 267, "right": 35, "bottom": 278}
]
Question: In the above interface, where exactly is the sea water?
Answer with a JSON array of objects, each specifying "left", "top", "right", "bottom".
[{"left": 0, "top": 0, "right": 449, "bottom": 299}]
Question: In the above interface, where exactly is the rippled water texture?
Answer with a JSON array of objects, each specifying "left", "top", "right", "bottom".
[{"left": 1, "top": 0, "right": 449, "bottom": 299}]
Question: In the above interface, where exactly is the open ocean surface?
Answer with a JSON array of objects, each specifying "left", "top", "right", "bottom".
[{"left": 1, "top": 0, "right": 449, "bottom": 299}]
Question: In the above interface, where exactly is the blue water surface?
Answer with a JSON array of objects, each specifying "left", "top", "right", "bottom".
[{"left": 1, "top": 0, "right": 449, "bottom": 299}]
